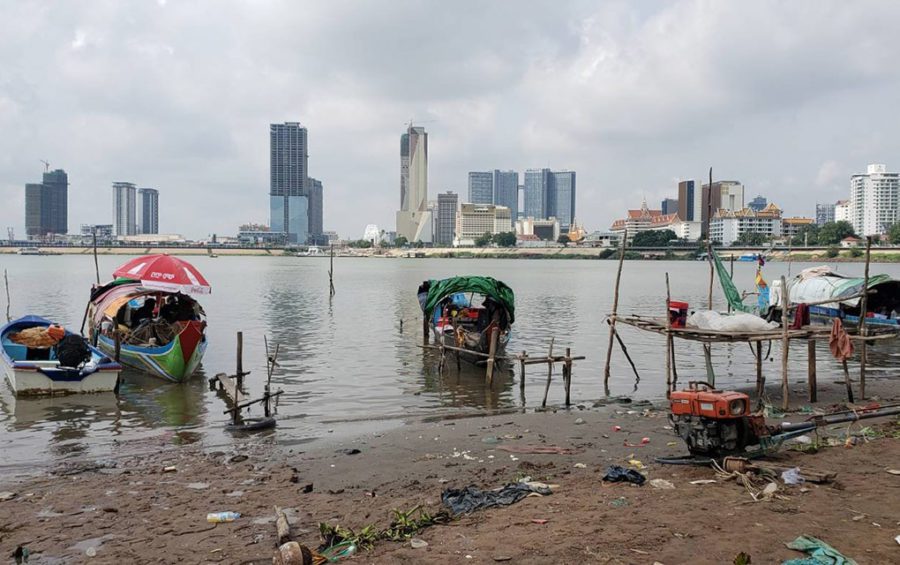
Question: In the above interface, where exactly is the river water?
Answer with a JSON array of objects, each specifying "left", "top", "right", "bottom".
[{"left": 1, "top": 255, "right": 898, "bottom": 474}]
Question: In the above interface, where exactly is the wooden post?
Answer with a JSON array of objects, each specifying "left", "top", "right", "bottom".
[
  {"left": 236, "top": 331, "right": 244, "bottom": 390},
  {"left": 706, "top": 167, "right": 714, "bottom": 311},
  {"left": 665, "top": 272, "right": 672, "bottom": 397},
  {"left": 857, "top": 235, "right": 872, "bottom": 400},
  {"left": 541, "top": 337, "right": 555, "bottom": 408},
  {"left": 92, "top": 228, "right": 100, "bottom": 285},
  {"left": 114, "top": 330, "right": 122, "bottom": 362},
  {"left": 603, "top": 229, "right": 627, "bottom": 389},
  {"left": 519, "top": 350, "right": 527, "bottom": 392},
  {"left": 564, "top": 347, "right": 572, "bottom": 407},
  {"left": 485, "top": 326, "right": 499, "bottom": 385},
  {"left": 727, "top": 255, "right": 734, "bottom": 314},
  {"left": 780, "top": 275, "right": 790, "bottom": 411},
  {"left": 842, "top": 359, "right": 855, "bottom": 404},
  {"left": 807, "top": 339, "right": 817, "bottom": 403},
  {"left": 755, "top": 340, "right": 764, "bottom": 401},
  {"left": 329, "top": 243, "right": 335, "bottom": 296}
]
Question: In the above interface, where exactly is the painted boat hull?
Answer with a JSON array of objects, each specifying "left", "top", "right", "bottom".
[
  {"left": 2, "top": 316, "right": 122, "bottom": 396},
  {"left": 96, "top": 323, "right": 206, "bottom": 383},
  {"left": 436, "top": 328, "right": 510, "bottom": 365}
]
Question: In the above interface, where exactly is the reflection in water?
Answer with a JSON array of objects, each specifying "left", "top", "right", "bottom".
[{"left": 1, "top": 255, "right": 899, "bottom": 474}]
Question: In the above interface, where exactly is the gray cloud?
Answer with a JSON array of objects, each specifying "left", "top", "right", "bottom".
[{"left": 2, "top": 0, "right": 900, "bottom": 239}]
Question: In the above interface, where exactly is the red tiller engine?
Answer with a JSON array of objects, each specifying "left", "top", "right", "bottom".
[{"left": 669, "top": 382, "right": 767, "bottom": 456}]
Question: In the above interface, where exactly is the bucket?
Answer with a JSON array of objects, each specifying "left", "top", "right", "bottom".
[{"left": 668, "top": 300, "right": 689, "bottom": 328}]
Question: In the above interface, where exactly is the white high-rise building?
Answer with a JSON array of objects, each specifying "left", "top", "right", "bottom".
[
  {"left": 834, "top": 200, "right": 851, "bottom": 223},
  {"left": 112, "top": 182, "right": 137, "bottom": 236},
  {"left": 849, "top": 164, "right": 900, "bottom": 236},
  {"left": 396, "top": 125, "right": 431, "bottom": 242}
]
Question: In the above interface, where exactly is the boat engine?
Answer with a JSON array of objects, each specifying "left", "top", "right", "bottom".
[{"left": 668, "top": 382, "right": 765, "bottom": 456}]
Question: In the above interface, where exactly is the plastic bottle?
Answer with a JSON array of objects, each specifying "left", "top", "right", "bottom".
[{"left": 207, "top": 511, "right": 241, "bottom": 523}]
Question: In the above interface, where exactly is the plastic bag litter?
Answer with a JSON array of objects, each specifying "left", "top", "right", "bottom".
[
  {"left": 781, "top": 468, "right": 805, "bottom": 485},
  {"left": 783, "top": 535, "right": 857, "bottom": 565},
  {"left": 649, "top": 479, "right": 675, "bottom": 489},
  {"left": 687, "top": 310, "right": 778, "bottom": 332},
  {"left": 441, "top": 482, "right": 552, "bottom": 515},
  {"left": 602, "top": 465, "right": 646, "bottom": 485}
]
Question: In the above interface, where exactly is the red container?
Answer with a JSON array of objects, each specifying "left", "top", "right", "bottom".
[{"left": 668, "top": 300, "right": 689, "bottom": 328}]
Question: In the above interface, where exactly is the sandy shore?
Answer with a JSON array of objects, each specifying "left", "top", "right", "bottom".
[{"left": 1, "top": 375, "right": 899, "bottom": 564}]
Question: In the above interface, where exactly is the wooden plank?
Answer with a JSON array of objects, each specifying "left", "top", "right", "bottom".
[{"left": 217, "top": 372, "right": 247, "bottom": 404}]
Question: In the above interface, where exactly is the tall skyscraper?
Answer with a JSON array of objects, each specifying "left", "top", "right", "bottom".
[
  {"left": 270, "top": 122, "right": 309, "bottom": 244},
  {"left": 850, "top": 163, "right": 899, "bottom": 236},
  {"left": 493, "top": 170, "right": 519, "bottom": 227},
  {"left": 700, "top": 180, "right": 744, "bottom": 227},
  {"left": 523, "top": 168, "right": 550, "bottom": 219},
  {"left": 138, "top": 188, "right": 159, "bottom": 234},
  {"left": 24, "top": 169, "right": 68, "bottom": 238},
  {"left": 677, "top": 180, "right": 696, "bottom": 221},
  {"left": 468, "top": 172, "right": 493, "bottom": 204},
  {"left": 396, "top": 125, "right": 431, "bottom": 242},
  {"left": 436, "top": 191, "right": 458, "bottom": 246},
  {"left": 550, "top": 171, "right": 576, "bottom": 231},
  {"left": 307, "top": 177, "right": 324, "bottom": 243},
  {"left": 661, "top": 198, "right": 678, "bottom": 216},
  {"left": 112, "top": 182, "right": 137, "bottom": 236},
  {"left": 815, "top": 202, "right": 836, "bottom": 226}
]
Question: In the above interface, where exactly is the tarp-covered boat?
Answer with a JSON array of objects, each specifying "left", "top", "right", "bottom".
[
  {"left": 2, "top": 315, "right": 121, "bottom": 395},
  {"left": 84, "top": 255, "right": 210, "bottom": 382},
  {"left": 771, "top": 266, "right": 900, "bottom": 326},
  {"left": 418, "top": 276, "right": 515, "bottom": 362}
]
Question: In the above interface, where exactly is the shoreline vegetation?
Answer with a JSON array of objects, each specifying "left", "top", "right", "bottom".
[{"left": 5, "top": 245, "right": 900, "bottom": 262}]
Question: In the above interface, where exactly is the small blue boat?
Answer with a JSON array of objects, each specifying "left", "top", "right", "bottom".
[{"left": 1, "top": 315, "right": 121, "bottom": 396}]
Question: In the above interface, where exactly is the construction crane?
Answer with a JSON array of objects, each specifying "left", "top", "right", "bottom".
[
  {"left": 406, "top": 118, "right": 436, "bottom": 130},
  {"left": 40, "top": 160, "right": 50, "bottom": 172}
]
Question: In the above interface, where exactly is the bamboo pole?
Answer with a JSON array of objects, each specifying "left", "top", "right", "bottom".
[
  {"left": 564, "top": 347, "right": 572, "bottom": 407},
  {"left": 807, "top": 339, "right": 817, "bottom": 403},
  {"left": 3, "top": 269, "right": 9, "bottom": 322},
  {"left": 755, "top": 340, "right": 764, "bottom": 401},
  {"left": 519, "top": 350, "right": 527, "bottom": 392},
  {"left": 541, "top": 337, "right": 555, "bottom": 408},
  {"left": 706, "top": 167, "right": 714, "bottom": 310},
  {"left": 665, "top": 272, "right": 672, "bottom": 397},
  {"left": 92, "top": 229, "right": 100, "bottom": 285},
  {"left": 842, "top": 359, "right": 855, "bottom": 403},
  {"left": 603, "top": 229, "right": 627, "bottom": 390},
  {"left": 605, "top": 319, "right": 640, "bottom": 381},
  {"left": 727, "top": 255, "right": 734, "bottom": 314},
  {"left": 858, "top": 236, "right": 872, "bottom": 399},
  {"left": 236, "top": 331, "right": 244, "bottom": 390},
  {"left": 329, "top": 243, "right": 335, "bottom": 296},
  {"left": 422, "top": 314, "right": 429, "bottom": 345},
  {"left": 780, "top": 275, "right": 790, "bottom": 411}
]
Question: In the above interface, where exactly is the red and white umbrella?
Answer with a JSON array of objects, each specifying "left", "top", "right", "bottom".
[{"left": 112, "top": 254, "right": 211, "bottom": 296}]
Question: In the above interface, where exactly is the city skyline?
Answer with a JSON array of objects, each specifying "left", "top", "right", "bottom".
[{"left": 3, "top": 2, "right": 900, "bottom": 239}]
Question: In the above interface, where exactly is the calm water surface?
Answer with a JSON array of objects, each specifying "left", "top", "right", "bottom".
[{"left": 1, "top": 255, "right": 898, "bottom": 473}]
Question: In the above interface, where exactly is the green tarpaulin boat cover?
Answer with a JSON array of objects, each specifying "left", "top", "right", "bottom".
[
  {"left": 711, "top": 248, "right": 753, "bottom": 313},
  {"left": 421, "top": 276, "right": 515, "bottom": 323}
]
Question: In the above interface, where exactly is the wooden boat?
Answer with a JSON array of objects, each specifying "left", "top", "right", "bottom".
[
  {"left": 771, "top": 266, "right": 900, "bottom": 326},
  {"left": 2, "top": 315, "right": 121, "bottom": 395},
  {"left": 418, "top": 276, "right": 515, "bottom": 363},
  {"left": 85, "top": 280, "right": 208, "bottom": 383}
]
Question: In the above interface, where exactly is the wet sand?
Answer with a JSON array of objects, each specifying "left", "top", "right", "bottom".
[{"left": 1, "top": 380, "right": 899, "bottom": 564}]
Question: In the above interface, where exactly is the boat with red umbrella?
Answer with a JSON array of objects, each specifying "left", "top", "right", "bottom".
[{"left": 83, "top": 255, "right": 209, "bottom": 383}]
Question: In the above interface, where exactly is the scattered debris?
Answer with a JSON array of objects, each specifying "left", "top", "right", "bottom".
[
  {"left": 0, "top": 491, "right": 16, "bottom": 502},
  {"left": 163, "top": 466, "right": 177, "bottom": 473},
  {"left": 781, "top": 468, "right": 805, "bottom": 485},
  {"left": 531, "top": 519, "right": 548, "bottom": 525},
  {"left": 336, "top": 448, "right": 361, "bottom": 456},
  {"left": 574, "top": 418, "right": 585, "bottom": 425},
  {"left": 228, "top": 455, "right": 249, "bottom": 464},
  {"left": 609, "top": 497, "right": 628, "bottom": 507},
  {"left": 627, "top": 459, "right": 645, "bottom": 469},
  {"left": 410, "top": 538, "right": 428, "bottom": 549},
  {"left": 887, "top": 469, "right": 900, "bottom": 475},
  {"left": 496, "top": 445, "right": 582, "bottom": 455},
  {"left": 689, "top": 480, "right": 717, "bottom": 485},
  {"left": 573, "top": 463, "right": 587, "bottom": 469},
  {"left": 207, "top": 511, "right": 240, "bottom": 523},
  {"left": 442, "top": 483, "right": 552, "bottom": 515},
  {"left": 649, "top": 479, "right": 675, "bottom": 490},
  {"left": 186, "top": 482, "right": 210, "bottom": 490},
  {"left": 602, "top": 466, "right": 646, "bottom": 486}
]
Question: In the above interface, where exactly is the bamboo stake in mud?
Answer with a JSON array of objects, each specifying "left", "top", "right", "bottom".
[
  {"left": 665, "top": 272, "right": 672, "bottom": 397},
  {"left": 857, "top": 235, "right": 872, "bottom": 400},
  {"left": 603, "top": 229, "right": 627, "bottom": 391},
  {"left": 542, "top": 337, "right": 555, "bottom": 408},
  {"left": 706, "top": 167, "right": 714, "bottom": 310},
  {"left": 236, "top": 331, "right": 244, "bottom": 390},
  {"left": 780, "top": 275, "right": 790, "bottom": 411},
  {"left": 842, "top": 359, "right": 855, "bottom": 403},
  {"left": 807, "top": 339, "right": 817, "bottom": 403},
  {"left": 727, "top": 255, "right": 734, "bottom": 314},
  {"left": 564, "top": 347, "right": 572, "bottom": 407}
]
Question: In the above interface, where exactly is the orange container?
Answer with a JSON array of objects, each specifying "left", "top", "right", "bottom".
[{"left": 667, "top": 300, "right": 689, "bottom": 328}]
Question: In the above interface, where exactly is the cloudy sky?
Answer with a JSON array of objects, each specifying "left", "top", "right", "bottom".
[{"left": 2, "top": 0, "right": 899, "bottom": 240}]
